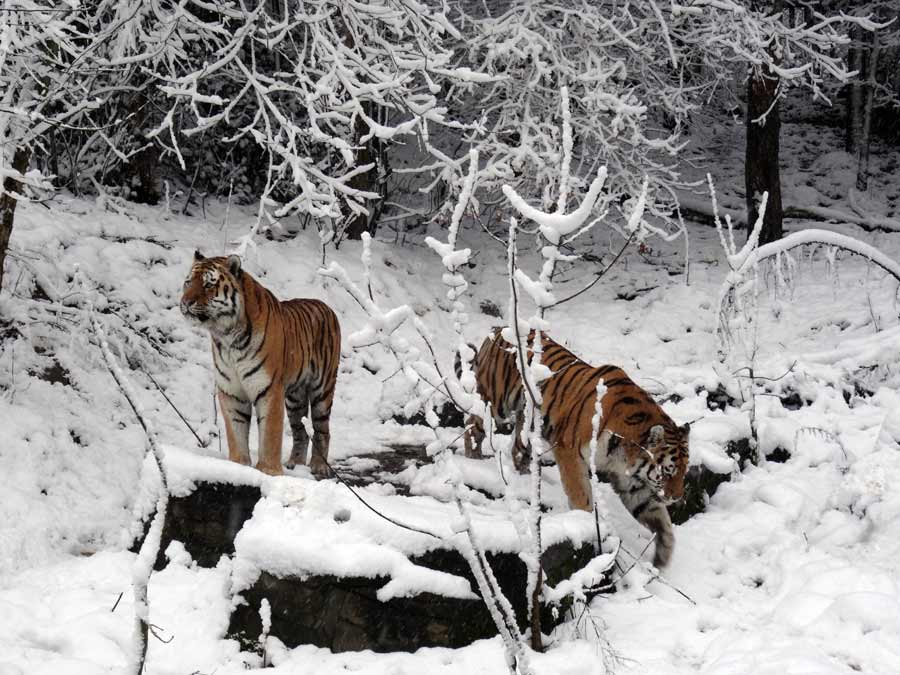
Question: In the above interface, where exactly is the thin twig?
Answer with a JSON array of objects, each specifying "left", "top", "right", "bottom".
[
  {"left": 548, "top": 231, "right": 636, "bottom": 309},
  {"left": 143, "top": 370, "right": 207, "bottom": 447},
  {"left": 148, "top": 624, "right": 174, "bottom": 644},
  {"left": 322, "top": 459, "right": 443, "bottom": 540},
  {"left": 732, "top": 360, "right": 797, "bottom": 382}
]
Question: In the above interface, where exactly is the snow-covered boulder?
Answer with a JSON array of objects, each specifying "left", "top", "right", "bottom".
[{"left": 135, "top": 447, "right": 600, "bottom": 652}]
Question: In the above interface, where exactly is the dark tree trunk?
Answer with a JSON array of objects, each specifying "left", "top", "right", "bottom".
[
  {"left": 345, "top": 105, "right": 377, "bottom": 240},
  {"left": 338, "top": 9, "right": 384, "bottom": 242},
  {"left": 744, "top": 0, "right": 784, "bottom": 245},
  {"left": 124, "top": 90, "right": 160, "bottom": 204},
  {"left": 856, "top": 23, "right": 880, "bottom": 192},
  {"left": 744, "top": 65, "right": 783, "bottom": 245},
  {"left": 846, "top": 25, "right": 865, "bottom": 154},
  {"left": 0, "top": 147, "right": 31, "bottom": 292}
]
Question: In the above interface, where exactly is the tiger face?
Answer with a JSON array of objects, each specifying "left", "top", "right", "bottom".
[
  {"left": 180, "top": 251, "right": 244, "bottom": 332},
  {"left": 641, "top": 423, "right": 690, "bottom": 504}
]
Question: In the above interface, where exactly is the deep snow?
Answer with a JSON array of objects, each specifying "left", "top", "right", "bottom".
[{"left": 2, "top": 115, "right": 900, "bottom": 673}]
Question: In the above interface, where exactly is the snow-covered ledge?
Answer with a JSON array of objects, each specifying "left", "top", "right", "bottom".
[{"left": 132, "top": 447, "right": 600, "bottom": 652}]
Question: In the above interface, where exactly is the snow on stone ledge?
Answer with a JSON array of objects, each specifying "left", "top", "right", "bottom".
[
  {"left": 228, "top": 472, "right": 597, "bottom": 601},
  {"left": 160, "top": 446, "right": 598, "bottom": 602},
  {"left": 231, "top": 496, "right": 477, "bottom": 603},
  {"left": 161, "top": 444, "right": 269, "bottom": 498}
]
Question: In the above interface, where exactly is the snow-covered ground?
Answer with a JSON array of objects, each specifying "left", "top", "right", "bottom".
[{"left": 2, "top": 119, "right": 900, "bottom": 673}]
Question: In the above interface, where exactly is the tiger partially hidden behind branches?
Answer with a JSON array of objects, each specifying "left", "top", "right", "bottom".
[
  {"left": 181, "top": 252, "right": 340, "bottom": 477},
  {"left": 458, "top": 328, "right": 690, "bottom": 567}
]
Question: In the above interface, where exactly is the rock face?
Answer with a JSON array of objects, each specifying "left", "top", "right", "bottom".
[
  {"left": 132, "top": 481, "right": 260, "bottom": 570},
  {"left": 136, "top": 438, "right": 752, "bottom": 654},
  {"left": 228, "top": 541, "right": 596, "bottom": 653},
  {"left": 133, "top": 466, "right": 600, "bottom": 654},
  {"left": 162, "top": 482, "right": 261, "bottom": 568}
]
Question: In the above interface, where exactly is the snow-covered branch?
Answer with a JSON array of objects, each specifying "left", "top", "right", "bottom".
[{"left": 86, "top": 294, "right": 168, "bottom": 675}]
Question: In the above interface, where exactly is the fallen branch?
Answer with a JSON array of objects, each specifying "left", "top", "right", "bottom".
[
  {"left": 90, "top": 314, "right": 168, "bottom": 675},
  {"left": 730, "top": 228, "right": 900, "bottom": 283}
]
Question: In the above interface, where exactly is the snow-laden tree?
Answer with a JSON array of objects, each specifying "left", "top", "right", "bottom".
[
  {"left": 420, "top": 0, "right": 878, "bottom": 254},
  {"left": 0, "top": 0, "right": 202, "bottom": 289},
  {"left": 0, "top": 2, "right": 96, "bottom": 290},
  {"left": 838, "top": 0, "right": 899, "bottom": 192},
  {"left": 669, "top": 0, "right": 882, "bottom": 243},
  {"left": 132, "top": 0, "right": 486, "bottom": 241},
  {"left": 444, "top": 0, "right": 689, "bottom": 229}
]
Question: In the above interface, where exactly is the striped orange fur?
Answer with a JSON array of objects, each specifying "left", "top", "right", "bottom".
[
  {"left": 462, "top": 328, "right": 690, "bottom": 566},
  {"left": 181, "top": 252, "right": 340, "bottom": 477}
]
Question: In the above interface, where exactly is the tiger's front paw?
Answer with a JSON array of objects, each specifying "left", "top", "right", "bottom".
[
  {"left": 256, "top": 461, "right": 283, "bottom": 477},
  {"left": 229, "top": 451, "right": 252, "bottom": 466},
  {"left": 308, "top": 455, "right": 331, "bottom": 479}
]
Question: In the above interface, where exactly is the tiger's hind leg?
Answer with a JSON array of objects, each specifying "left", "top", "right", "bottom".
[
  {"left": 285, "top": 384, "right": 310, "bottom": 469},
  {"left": 307, "top": 378, "right": 337, "bottom": 480}
]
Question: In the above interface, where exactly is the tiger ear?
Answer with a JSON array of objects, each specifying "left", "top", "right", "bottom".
[
  {"left": 648, "top": 424, "right": 664, "bottom": 445},
  {"left": 680, "top": 422, "right": 692, "bottom": 435},
  {"left": 226, "top": 254, "right": 242, "bottom": 277},
  {"left": 194, "top": 250, "right": 205, "bottom": 261}
]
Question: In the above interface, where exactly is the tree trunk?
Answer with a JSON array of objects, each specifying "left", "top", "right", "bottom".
[
  {"left": 856, "top": 25, "right": 880, "bottom": 192},
  {"left": 744, "top": 65, "right": 783, "bottom": 245},
  {"left": 125, "top": 90, "right": 160, "bottom": 205},
  {"left": 344, "top": 104, "right": 377, "bottom": 240},
  {"left": 846, "top": 25, "right": 865, "bottom": 154},
  {"left": 0, "top": 147, "right": 31, "bottom": 292},
  {"left": 339, "top": 8, "right": 382, "bottom": 242}
]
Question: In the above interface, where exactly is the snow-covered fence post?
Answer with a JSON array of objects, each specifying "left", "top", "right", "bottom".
[{"left": 82, "top": 274, "right": 168, "bottom": 675}]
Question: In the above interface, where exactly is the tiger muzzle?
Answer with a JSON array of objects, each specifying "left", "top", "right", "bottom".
[{"left": 181, "top": 300, "right": 208, "bottom": 322}]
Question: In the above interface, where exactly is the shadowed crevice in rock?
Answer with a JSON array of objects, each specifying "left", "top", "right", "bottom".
[
  {"left": 131, "top": 482, "right": 260, "bottom": 570},
  {"left": 668, "top": 437, "right": 760, "bottom": 525}
]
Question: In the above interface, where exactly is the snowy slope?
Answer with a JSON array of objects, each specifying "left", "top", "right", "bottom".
[{"left": 2, "top": 137, "right": 900, "bottom": 674}]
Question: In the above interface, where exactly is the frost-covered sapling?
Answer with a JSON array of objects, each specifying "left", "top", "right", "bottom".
[
  {"left": 323, "top": 163, "right": 535, "bottom": 673},
  {"left": 497, "top": 88, "right": 650, "bottom": 649},
  {"left": 712, "top": 173, "right": 900, "bottom": 462}
]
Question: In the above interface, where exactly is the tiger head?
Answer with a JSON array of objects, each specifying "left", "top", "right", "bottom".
[
  {"left": 180, "top": 251, "right": 244, "bottom": 332},
  {"left": 641, "top": 423, "right": 690, "bottom": 504}
]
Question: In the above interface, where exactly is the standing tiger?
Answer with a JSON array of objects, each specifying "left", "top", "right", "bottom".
[
  {"left": 459, "top": 328, "right": 690, "bottom": 567},
  {"left": 180, "top": 252, "right": 340, "bottom": 478}
]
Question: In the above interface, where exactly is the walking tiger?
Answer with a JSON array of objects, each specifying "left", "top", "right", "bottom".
[{"left": 458, "top": 328, "right": 689, "bottom": 566}]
